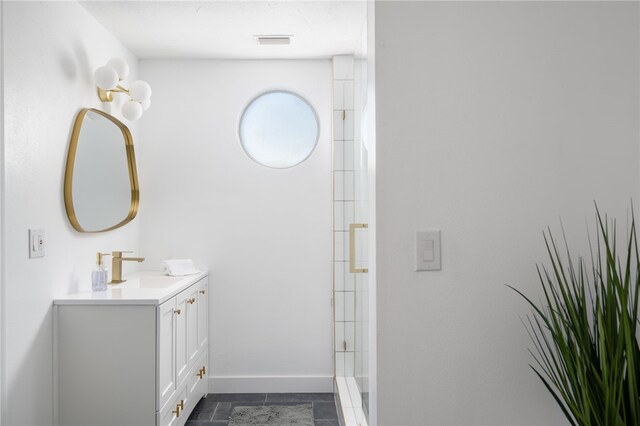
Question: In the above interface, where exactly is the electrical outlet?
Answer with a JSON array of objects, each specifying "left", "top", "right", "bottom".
[{"left": 28, "top": 229, "right": 45, "bottom": 258}]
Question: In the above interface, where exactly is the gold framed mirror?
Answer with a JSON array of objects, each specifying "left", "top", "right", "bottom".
[{"left": 64, "top": 108, "right": 139, "bottom": 233}]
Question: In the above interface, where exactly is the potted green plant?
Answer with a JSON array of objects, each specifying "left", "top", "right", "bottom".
[{"left": 509, "top": 207, "right": 640, "bottom": 426}]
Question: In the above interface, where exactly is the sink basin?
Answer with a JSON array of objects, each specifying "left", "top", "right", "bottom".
[{"left": 124, "top": 275, "right": 184, "bottom": 289}]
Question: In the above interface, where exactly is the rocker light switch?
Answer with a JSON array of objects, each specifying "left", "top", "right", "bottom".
[
  {"left": 422, "top": 240, "right": 434, "bottom": 262},
  {"left": 416, "top": 230, "right": 440, "bottom": 271}
]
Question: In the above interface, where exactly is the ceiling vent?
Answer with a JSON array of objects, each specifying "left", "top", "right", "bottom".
[{"left": 255, "top": 35, "right": 293, "bottom": 46}]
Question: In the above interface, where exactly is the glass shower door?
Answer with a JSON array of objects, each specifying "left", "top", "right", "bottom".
[
  {"left": 352, "top": 137, "right": 369, "bottom": 421},
  {"left": 350, "top": 56, "right": 370, "bottom": 423},
  {"left": 333, "top": 53, "right": 370, "bottom": 426}
]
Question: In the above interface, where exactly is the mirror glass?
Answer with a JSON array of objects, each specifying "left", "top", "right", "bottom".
[
  {"left": 239, "top": 91, "right": 319, "bottom": 168},
  {"left": 64, "top": 108, "right": 139, "bottom": 233}
]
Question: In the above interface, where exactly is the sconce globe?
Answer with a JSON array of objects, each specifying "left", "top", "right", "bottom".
[
  {"left": 94, "top": 66, "right": 119, "bottom": 90},
  {"left": 106, "top": 58, "right": 129, "bottom": 80},
  {"left": 129, "top": 81, "right": 152, "bottom": 102},
  {"left": 122, "top": 101, "right": 144, "bottom": 121}
]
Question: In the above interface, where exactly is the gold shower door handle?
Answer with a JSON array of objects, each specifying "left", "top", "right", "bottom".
[{"left": 349, "top": 223, "right": 368, "bottom": 273}]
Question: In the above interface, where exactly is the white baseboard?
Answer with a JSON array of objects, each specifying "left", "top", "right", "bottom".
[{"left": 207, "top": 375, "right": 334, "bottom": 393}]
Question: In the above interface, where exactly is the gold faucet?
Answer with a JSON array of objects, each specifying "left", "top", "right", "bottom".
[{"left": 110, "top": 251, "right": 145, "bottom": 284}]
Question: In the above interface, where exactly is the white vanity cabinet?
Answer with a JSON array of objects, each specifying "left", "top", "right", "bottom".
[
  {"left": 54, "top": 272, "right": 209, "bottom": 426},
  {"left": 157, "top": 277, "right": 209, "bottom": 424}
]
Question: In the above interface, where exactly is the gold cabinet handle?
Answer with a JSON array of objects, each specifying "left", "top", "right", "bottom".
[
  {"left": 199, "top": 289, "right": 206, "bottom": 294},
  {"left": 349, "top": 223, "right": 369, "bottom": 273},
  {"left": 179, "top": 399, "right": 185, "bottom": 410},
  {"left": 174, "top": 309, "right": 181, "bottom": 315},
  {"left": 197, "top": 366, "right": 207, "bottom": 379},
  {"left": 187, "top": 297, "right": 196, "bottom": 304},
  {"left": 172, "top": 405, "right": 181, "bottom": 417}
]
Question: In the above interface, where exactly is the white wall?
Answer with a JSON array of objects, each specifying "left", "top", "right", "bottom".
[
  {"left": 375, "top": 2, "right": 639, "bottom": 425},
  {"left": 138, "top": 60, "right": 333, "bottom": 392},
  {"left": 2, "top": 2, "right": 141, "bottom": 424},
  {"left": 0, "top": 0, "right": 5, "bottom": 421},
  {"left": 365, "top": 2, "right": 377, "bottom": 423}
]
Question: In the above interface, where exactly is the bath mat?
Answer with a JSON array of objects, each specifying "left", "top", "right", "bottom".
[{"left": 228, "top": 404, "right": 314, "bottom": 426}]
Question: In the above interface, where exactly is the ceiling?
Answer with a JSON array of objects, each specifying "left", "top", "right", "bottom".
[{"left": 80, "top": 1, "right": 367, "bottom": 59}]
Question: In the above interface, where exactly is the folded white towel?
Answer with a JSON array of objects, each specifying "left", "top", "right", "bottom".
[{"left": 163, "top": 259, "right": 200, "bottom": 276}]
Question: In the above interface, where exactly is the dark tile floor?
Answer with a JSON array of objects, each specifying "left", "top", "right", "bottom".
[{"left": 186, "top": 393, "right": 340, "bottom": 426}]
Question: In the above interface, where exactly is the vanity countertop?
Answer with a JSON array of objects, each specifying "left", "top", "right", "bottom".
[{"left": 53, "top": 270, "right": 208, "bottom": 306}]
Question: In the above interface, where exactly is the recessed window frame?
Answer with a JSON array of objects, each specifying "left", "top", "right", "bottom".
[{"left": 238, "top": 89, "right": 320, "bottom": 169}]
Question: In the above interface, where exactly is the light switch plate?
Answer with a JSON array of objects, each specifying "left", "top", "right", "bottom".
[
  {"left": 28, "top": 229, "right": 45, "bottom": 258},
  {"left": 416, "top": 230, "right": 440, "bottom": 271}
]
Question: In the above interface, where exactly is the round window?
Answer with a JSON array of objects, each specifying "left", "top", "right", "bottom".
[{"left": 239, "top": 91, "right": 319, "bottom": 168}]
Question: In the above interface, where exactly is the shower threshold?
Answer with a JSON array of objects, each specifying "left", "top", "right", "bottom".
[{"left": 335, "top": 376, "right": 368, "bottom": 426}]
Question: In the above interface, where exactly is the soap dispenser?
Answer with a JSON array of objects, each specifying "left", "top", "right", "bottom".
[{"left": 92, "top": 253, "right": 110, "bottom": 292}]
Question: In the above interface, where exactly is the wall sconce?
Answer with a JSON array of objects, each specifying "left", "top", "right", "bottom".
[{"left": 94, "top": 58, "right": 152, "bottom": 121}]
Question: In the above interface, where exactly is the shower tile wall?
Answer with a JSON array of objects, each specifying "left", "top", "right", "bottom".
[{"left": 333, "top": 55, "right": 355, "bottom": 377}]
